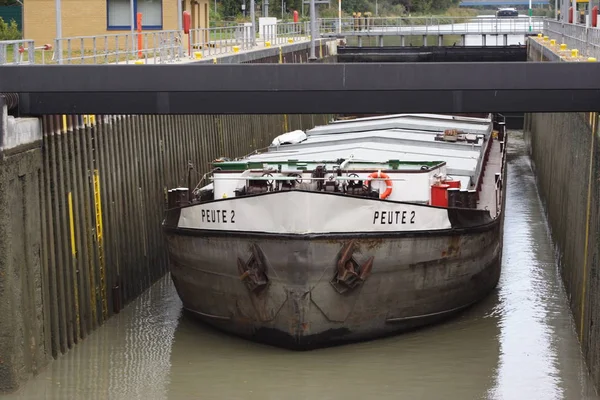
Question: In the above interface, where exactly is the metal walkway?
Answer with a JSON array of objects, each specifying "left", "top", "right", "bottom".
[
  {"left": 1, "top": 17, "right": 545, "bottom": 66},
  {"left": 2, "top": 62, "right": 600, "bottom": 115},
  {"left": 319, "top": 17, "right": 544, "bottom": 37}
]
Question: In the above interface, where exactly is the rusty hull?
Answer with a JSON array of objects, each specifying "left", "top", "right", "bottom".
[{"left": 164, "top": 222, "right": 502, "bottom": 349}]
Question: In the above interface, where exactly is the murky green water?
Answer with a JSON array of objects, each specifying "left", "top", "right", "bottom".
[{"left": 3, "top": 131, "right": 598, "bottom": 400}]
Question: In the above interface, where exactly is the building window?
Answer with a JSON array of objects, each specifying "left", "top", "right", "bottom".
[{"left": 107, "top": 0, "right": 163, "bottom": 30}]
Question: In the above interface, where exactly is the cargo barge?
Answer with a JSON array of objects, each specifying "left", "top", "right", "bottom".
[{"left": 162, "top": 113, "right": 508, "bottom": 349}]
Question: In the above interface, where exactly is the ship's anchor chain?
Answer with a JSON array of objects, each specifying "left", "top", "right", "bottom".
[
  {"left": 237, "top": 244, "right": 269, "bottom": 293},
  {"left": 330, "top": 241, "right": 374, "bottom": 294}
]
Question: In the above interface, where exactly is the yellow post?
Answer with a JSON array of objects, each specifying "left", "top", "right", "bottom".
[
  {"left": 265, "top": 41, "right": 271, "bottom": 47},
  {"left": 67, "top": 192, "right": 80, "bottom": 339},
  {"left": 62, "top": 115, "right": 68, "bottom": 133},
  {"left": 194, "top": 52, "right": 203, "bottom": 59},
  {"left": 68, "top": 193, "right": 76, "bottom": 257},
  {"left": 279, "top": 46, "right": 283, "bottom": 64},
  {"left": 550, "top": 39, "right": 556, "bottom": 45},
  {"left": 543, "top": 36, "right": 549, "bottom": 41},
  {"left": 571, "top": 49, "right": 579, "bottom": 57},
  {"left": 537, "top": 33, "right": 542, "bottom": 38},
  {"left": 213, "top": 57, "right": 218, "bottom": 64},
  {"left": 560, "top": 43, "right": 567, "bottom": 50},
  {"left": 233, "top": 46, "right": 240, "bottom": 53},
  {"left": 588, "top": 57, "right": 597, "bottom": 62},
  {"left": 92, "top": 170, "right": 108, "bottom": 321}
]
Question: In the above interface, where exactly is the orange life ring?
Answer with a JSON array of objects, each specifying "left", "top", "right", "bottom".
[{"left": 366, "top": 171, "right": 393, "bottom": 199}]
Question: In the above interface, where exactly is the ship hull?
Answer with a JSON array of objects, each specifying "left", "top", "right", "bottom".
[{"left": 164, "top": 219, "right": 503, "bottom": 349}]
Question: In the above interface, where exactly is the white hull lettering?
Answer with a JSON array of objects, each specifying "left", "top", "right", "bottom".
[
  {"left": 373, "top": 210, "right": 416, "bottom": 225},
  {"left": 201, "top": 209, "right": 236, "bottom": 224},
  {"left": 178, "top": 192, "right": 453, "bottom": 233}
]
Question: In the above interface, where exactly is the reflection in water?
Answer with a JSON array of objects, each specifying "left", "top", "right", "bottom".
[
  {"left": 488, "top": 131, "right": 596, "bottom": 400},
  {"left": 3, "top": 131, "right": 598, "bottom": 400}
]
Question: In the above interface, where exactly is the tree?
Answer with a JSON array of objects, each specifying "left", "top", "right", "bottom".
[{"left": 0, "top": 0, "right": 21, "bottom": 6}]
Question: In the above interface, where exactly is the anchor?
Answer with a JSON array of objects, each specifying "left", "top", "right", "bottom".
[
  {"left": 330, "top": 241, "right": 374, "bottom": 294},
  {"left": 237, "top": 243, "right": 269, "bottom": 293}
]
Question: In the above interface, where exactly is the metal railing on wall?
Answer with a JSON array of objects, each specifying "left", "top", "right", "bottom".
[
  {"left": 53, "top": 30, "right": 184, "bottom": 65},
  {"left": 319, "top": 16, "right": 545, "bottom": 35},
  {"left": 544, "top": 19, "right": 600, "bottom": 59},
  {"left": 187, "top": 22, "right": 310, "bottom": 59},
  {"left": 0, "top": 39, "right": 37, "bottom": 65},
  {"left": 0, "top": 16, "right": 577, "bottom": 66}
]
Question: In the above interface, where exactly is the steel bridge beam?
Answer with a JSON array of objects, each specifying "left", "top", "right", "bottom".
[{"left": 1, "top": 63, "right": 600, "bottom": 115}]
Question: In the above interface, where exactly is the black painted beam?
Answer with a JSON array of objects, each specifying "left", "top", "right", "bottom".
[
  {"left": 336, "top": 46, "right": 526, "bottom": 54},
  {"left": 336, "top": 46, "right": 527, "bottom": 62},
  {"left": 1, "top": 63, "right": 600, "bottom": 114}
]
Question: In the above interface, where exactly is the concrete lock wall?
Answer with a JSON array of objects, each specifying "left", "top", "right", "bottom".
[
  {"left": 525, "top": 38, "right": 600, "bottom": 389},
  {"left": 0, "top": 112, "right": 330, "bottom": 391},
  {"left": 525, "top": 111, "right": 600, "bottom": 388},
  {"left": 0, "top": 99, "right": 48, "bottom": 391}
]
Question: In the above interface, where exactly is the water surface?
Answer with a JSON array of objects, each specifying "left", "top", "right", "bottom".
[{"left": 4, "top": 131, "right": 598, "bottom": 400}]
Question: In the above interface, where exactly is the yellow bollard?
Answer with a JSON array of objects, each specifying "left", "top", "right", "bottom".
[
  {"left": 571, "top": 49, "right": 579, "bottom": 57},
  {"left": 550, "top": 39, "right": 556, "bottom": 45},
  {"left": 543, "top": 36, "right": 549, "bottom": 41},
  {"left": 213, "top": 57, "right": 218, "bottom": 64},
  {"left": 265, "top": 41, "right": 271, "bottom": 47},
  {"left": 134, "top": 59, "right": 144, "bottom": 65},
  {"left": 560, "top": 43, "right": 567, "bottom": 51},
  {"left": 537, "top": 33, "right": 542, "bottom": 38},
  {"left": 588, "top": 57, "right": 597, "bottom": 62},
  {"left": 233, "top": 46, "right": 240, "bottom": 53},
  {"left": 288, "top": 38, "right": 294, "bottom": 44},
  {"left": 194, "top": 52, "right": 202, "bottom": 59}
]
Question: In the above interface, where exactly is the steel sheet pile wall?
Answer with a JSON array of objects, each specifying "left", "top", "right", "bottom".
[
  {"left": 38, "top": 113, "right": 329, "bottom": 358},
  {"left": 525, "top": 111, "right": 600, "bottom": 388}
]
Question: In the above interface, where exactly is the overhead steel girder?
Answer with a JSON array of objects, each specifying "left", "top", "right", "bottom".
[{"left": 1, "top": 62, "right": 600, "bottom": 115}]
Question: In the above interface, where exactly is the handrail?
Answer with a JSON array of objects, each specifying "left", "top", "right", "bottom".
[{"left": 5, "top": 17, "right": 594, "bottom": 65}]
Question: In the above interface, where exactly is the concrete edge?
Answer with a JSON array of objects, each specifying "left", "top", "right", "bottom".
[
  {"left": 528, "top": 38, "right": 563, "bottom": 62},
  {"left": 192, "top": 38, "right": 337, "bottom": 64},
  {"left": 0, "top": 115, "right": 42, "bottom": 156}
]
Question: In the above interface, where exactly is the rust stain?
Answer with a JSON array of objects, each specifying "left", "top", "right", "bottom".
[
  {"left": 445, "top": 236, "right": 462, "bottom": 258},
  {"left": 323, "top": 237, "right": 385, "bottom": 251},
  {"left": 359, "top": 257, "right": 375, "bottom": 280},
  {"left": 362, "top": 238, "right": 386, "bottom": 251}
]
